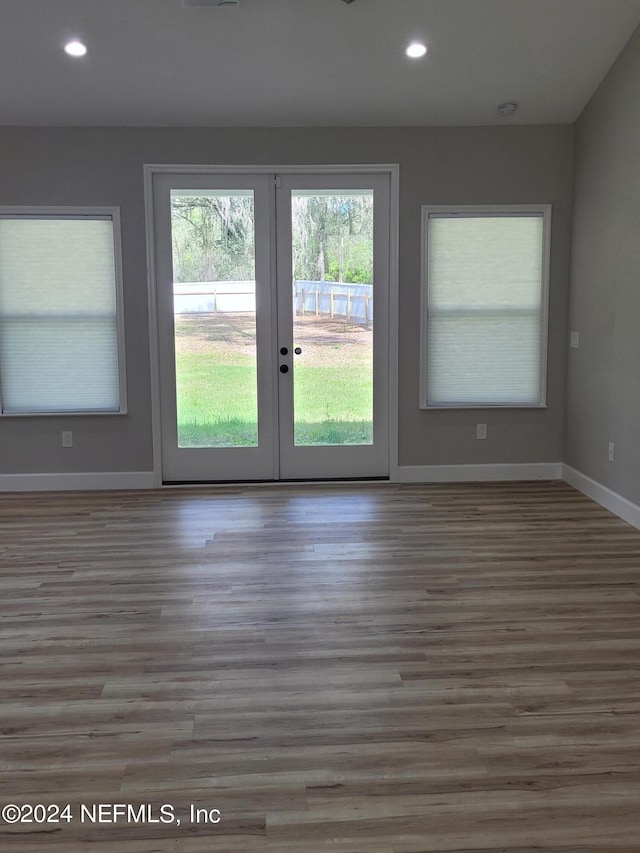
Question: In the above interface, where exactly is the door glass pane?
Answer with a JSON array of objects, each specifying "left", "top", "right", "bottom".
[
  {"left": 291, "top": 190, "right": 374, "bottom": 446},
  {"left": 171, "top": 190, "right": 258, "bottom": 447}
]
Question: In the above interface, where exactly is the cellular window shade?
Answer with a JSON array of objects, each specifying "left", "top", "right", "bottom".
[
  {"left": 426, "top": 215, "right": 544, "bottom": 406},
  {"left": 0, "top": 217, "right": 121, "bottom": 414}
]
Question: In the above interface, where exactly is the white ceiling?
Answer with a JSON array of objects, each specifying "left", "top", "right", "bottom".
[{"left": 2, "top": 0, "right": 640, "bottom": 127}]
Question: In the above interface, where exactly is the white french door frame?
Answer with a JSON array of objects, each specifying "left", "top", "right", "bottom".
[{"left": 144, "top": 163, "right": 400, "bottom": 486}]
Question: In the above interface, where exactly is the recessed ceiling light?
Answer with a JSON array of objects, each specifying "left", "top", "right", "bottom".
[
  {"left": 406, "top": 42, "right": 427, "bottom": 59},
  {"left": 64, "top": 40, "right": 87, "bottom": 57},
  {"left": 498, "top": 102, "right": 518, "bottom": 116}
]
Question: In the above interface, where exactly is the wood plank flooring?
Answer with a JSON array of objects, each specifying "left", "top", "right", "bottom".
[{"left": 1, "top": 481, "right": 640, "bottom": 852}]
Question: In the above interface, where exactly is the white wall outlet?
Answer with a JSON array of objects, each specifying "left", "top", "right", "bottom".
[
  {"left": 476, "top": 423, "right": 487, "bottom": 440},
  {"left": 570, "top": 331, "right": 580, "bottom": 349},
  {"left": 62, "top": 430, "right": 73, "bottom": 448},
  {"left": 608, "top": 442, "right": 615, "bottom": 462}
]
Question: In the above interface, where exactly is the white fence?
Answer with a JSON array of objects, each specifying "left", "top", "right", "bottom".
[
  {"left": 173, "top": 280, "right": 373, "bottom": 325},
  {"left": 173, "top": 281, "right": 255, "bottom": 314},
  {"left": 294, "top": 281, "right": 373, "bottom": 324}
]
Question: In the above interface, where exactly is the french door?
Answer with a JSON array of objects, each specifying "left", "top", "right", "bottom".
[{"left": 151, "top": 168, "right": 390, "bottom": 482}]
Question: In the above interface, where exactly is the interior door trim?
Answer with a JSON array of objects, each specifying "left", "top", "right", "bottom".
[{"left": 144, "top": 163, "right": 400, "bottom": 487}]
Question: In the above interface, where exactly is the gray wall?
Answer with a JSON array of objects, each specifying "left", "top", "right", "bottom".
[
  {"left": 566, "top": 25, "right": 640, "bottom": 504},
  {"left": 0, "top": 125, "right": 574, "bottom": 477}
]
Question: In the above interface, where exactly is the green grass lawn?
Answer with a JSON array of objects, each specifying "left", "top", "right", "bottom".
[{"left": 176, "top": 353, "right": 372, "bottom": 447}]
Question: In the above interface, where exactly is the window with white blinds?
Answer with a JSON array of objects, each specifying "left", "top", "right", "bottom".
[
  {"left": 421, "top": 206, "right": 550, "bottom": 408},
  {"left": 0, "top": 209, "right": 126, "bottom": 415}
]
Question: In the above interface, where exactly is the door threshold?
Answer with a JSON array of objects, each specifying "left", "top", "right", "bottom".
[{"left": 162, "top": 477, "right": 390, "bottom": 488}]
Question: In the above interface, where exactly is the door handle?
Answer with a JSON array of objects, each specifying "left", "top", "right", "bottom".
[
  {"left": 279, "top": 364, "right": 289, "bottom": 374},
  {"left": 280, "top": 346, "right": 288, "bottom": 356}
]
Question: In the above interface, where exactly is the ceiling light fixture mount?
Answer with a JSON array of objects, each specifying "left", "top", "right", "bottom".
[
  {"left": 182, "top": 0, "right": 238, "bottom": 6},
  {"left": 497, "top": 102, "right": 518, "bottom": 116}
]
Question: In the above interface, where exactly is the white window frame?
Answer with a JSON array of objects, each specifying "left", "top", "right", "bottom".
[
  {"left": 0, "top": 206, "right": 127, "bottom": 417},
  {"left": 420, "top": 204, "right": 551, "bottom": 409}
]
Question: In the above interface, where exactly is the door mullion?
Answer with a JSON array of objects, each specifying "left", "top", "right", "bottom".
[
  {"left": 268, "top": 173, "right": 282, "bottom": 480},
  {"left": 275, "top": 175, "right": 296, "bottom": 470}
]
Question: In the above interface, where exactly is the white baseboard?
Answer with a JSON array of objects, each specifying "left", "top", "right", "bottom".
[
  {"left": 0, "top": 472, "right": 156, "bottom": 492},
  {"left": 395, "top": 462, "right": 563, "bottom": 483},
  {"left": 562, "top": 465, "right": 640, "bottom": 531}
]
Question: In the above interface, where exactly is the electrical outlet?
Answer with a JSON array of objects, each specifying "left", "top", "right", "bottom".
[
  {"left": 62, "top": 430, "right": 73, "bottom": 448},
  {"left": 570, "top": 331, "right": 580, "bottom": 349},
  {"left": 476, "top": 423, "right": 487, "bottom": 440},
  {"left": 608, "top": 442, "right": 615, "bottom": 462}
]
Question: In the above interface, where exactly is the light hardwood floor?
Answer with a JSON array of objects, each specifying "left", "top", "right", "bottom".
[{"left": 2, "top": 481, "right": 640, "bottom": 852}]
